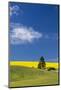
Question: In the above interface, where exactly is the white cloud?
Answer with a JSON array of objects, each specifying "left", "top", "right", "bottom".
[
  {"left": 9, "top": 5, "right": 20, "bottom": 16},
  {"left": 10, "top": 24, "right": 43, "bottom": 44}
]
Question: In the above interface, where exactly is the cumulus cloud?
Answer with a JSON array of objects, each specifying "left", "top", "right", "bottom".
[
  {"left": 10, "top": 24, "right": 43, "bottom": 44},
  {"left": 9, "top": 5, "right": 20, "bottom": 16}
]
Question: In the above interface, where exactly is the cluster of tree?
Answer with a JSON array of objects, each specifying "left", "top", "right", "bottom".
[
  {"left": 38, "top": 56, "right": 56, "bottom": 71},
  {"left": 38, "top": 56, "right": 46, "bottom": 69}
]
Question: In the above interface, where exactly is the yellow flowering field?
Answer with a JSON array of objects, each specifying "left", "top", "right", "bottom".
[{"left": 10, "top": 61, "right": 58, "bottom": 69}]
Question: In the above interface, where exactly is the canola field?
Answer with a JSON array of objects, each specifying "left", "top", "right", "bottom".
[{"left": 10, "top": 61, "right": 58, "bottom": 69}]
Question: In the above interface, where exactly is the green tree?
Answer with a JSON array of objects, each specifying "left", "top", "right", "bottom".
[{"left": 38, "top": 56, "right": 46, "bottom": 69}]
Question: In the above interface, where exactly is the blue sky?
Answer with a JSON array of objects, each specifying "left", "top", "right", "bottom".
[{"left": 9, "top": 2, "right": 59, "bottom": 62}]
